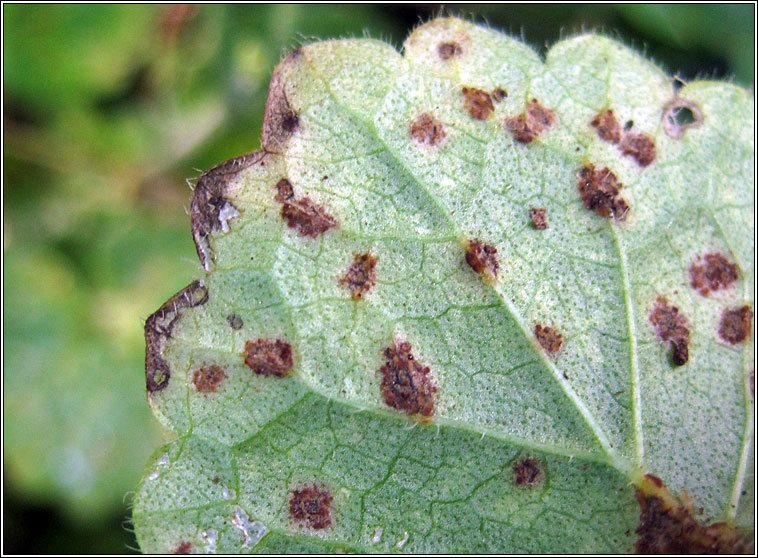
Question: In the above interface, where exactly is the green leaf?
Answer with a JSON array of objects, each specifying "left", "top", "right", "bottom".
[{"left": 133, "top": 18, "right": 754, "bottom": 553}]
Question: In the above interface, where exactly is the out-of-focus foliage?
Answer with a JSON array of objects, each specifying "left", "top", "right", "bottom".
[{"left": 2, "top": 4, "right": 752, "bottom": 553}]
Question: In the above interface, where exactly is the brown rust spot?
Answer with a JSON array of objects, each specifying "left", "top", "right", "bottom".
[
  {"left": 410, "top": 113, "right": 447, "bottom": 146},
  {"left": 689, "top": 252, "right": 739, "bottom": 297},
  {"left": 274, "top": 178, "right": 337, "bottom": 238},
  {"left": 462, "top": 87, "right": 494, "bottom": 120},
  {"left": 534, "top": 324, "right": 562, "bottom": 355},
  {"left": 576, "top": 164, "right": 629, "bottom": 220},
  {"left": 719, "top": 306, "right": 753, "bottom": 345},
  {"left": 379, "top": 340, "right": 437, "bottom": 417},
  {"left": 262, "top": 50, "right": 302, "bottom": 152},
  {"left": 437, "top": 41, "right": 463, "bottom": 60},
  {"left": 649, "top": 297, "right": 691, "bottom": 366},
  {"left": 227, "top": 314, "right": 244, "bottom": 330},
  {"left": 465, "top": 239, "right": 499, "bottom": 279},
  {"left": 591, "top": 109, "right": 622, "bottom": 144},
  {"left": 619, "top": 132, "right": 656, "bottom": 167},
  {"left": 244, "top": 339, "right": 294, "bottom": 377},
  {"left": 505, "top": 99, "right": 556, "bottom": 144},
  {"left": 339, "top": 253, "right": 377, "bottom": 299},
  {"left": 492, "top": 87, "right": 507, "bottom": 102},
  {"left": 530, "top": 207, "right": 548, "bottom": 230},
  {"left": 290, "top": 484, "right": 332, "bottom": 529},
  {"left": 192, "top": 152, "right": 263, "bottom": 270},
  {"left": 513, "top": 458, "right": 543, "bottom": 487},
  {"left": 170, "top": 541, "right": 193, "bottom": 554},
  {"left": 145, "top": 281, "right": 209, "bottom": 393},
  {"left": 663, "top": 99, "right": 703, "bottom": 139},
  {"left": 192, "top": 365, "right": 227, "bottom": 392},
  {"left": 635, "top": 473, "right": 753, "bottom": 554}
]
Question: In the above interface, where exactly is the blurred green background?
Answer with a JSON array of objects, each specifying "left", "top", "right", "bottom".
[{"left": 3, "top": 4, "right": 753, "bottom": 553}]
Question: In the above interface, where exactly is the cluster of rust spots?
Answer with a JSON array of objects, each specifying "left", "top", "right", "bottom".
[
  {"left": 534, "top": 324, "right": 562, "bottom": 356},
  {"left": 663, "top": 98, "right": 703, "bottom": 139},
  {"left": 576, "top": 164, "right": 629, "bottom": 221},
  {"left": 505, "top": 99, "right": 556, "bottom": 144},
  {"left": 339, "top": 253, "right": 377, "bottom": 299},
  {"left": 191, "top": 153, "right": 262, "bottom": 270},
  {"left": 465, "top": 239, "right": 499, "bottom": 280},
  {"left": 145, "top": 281, "right": 209, "bottom": 393},
  {"left": 169, "top": 541, "right": 193, "bottom": 554},
  {"left": 635, "top": 474, "right": 753, "bottom": 554},
  {"left": 689, "top": 252, "right": 739, "bottom": 296},
  {"left": 492, "top": 87, "right": 507, "bottom": 102},
  {"left": 589, "top": 109, "right": 656, "bottom": 167},
  {"left": 410, "top": 113, "right": 447, "bottom": 146},
  {"left": 274, "top": 178, "right": 337, "bottom": 238},
  {"left": 649, "top": 297, "right": 691, "bottom": 366},
  {"left": 379, "top": 340, "right": 437, "bottom": 417},
  {"left": 590, "top": 109, "right": 622, "bottom": 143},
  {"left": 227, "top": 314, "right": 244, "bottom": 330},
  {"left": 437, "top": 41, "right": 462, "bottom": 60},
  {"left": 530, "top": 207, "right": 548, "bottom": 230},
  {"left": 462, "top": 87, "right": 494, "bottom": 120},
  {"left": 512, "top": 458, "right": 543, "bottom": 487},
  {"left": 244, "top": 339, "right": 294, "bottom": 377},
  {"left": 719, "top": 306, "right": 753, "bottom": 345},
  {"left": 192, "top": 365, "right": 227, "bottom": 392},
  {"left": 289, "top": 485, "right": 332, "bottom": 529}
]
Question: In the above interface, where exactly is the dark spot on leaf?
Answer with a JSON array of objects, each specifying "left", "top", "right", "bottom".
[
  {"left": 530, "top": 207, "right": 548, "bottom": 229},
  {"left": 227, "top": 314, "right": 244, "bottom": 330},
  {"left": 170, "top": 541, "right": 193, "bottom": 554},
  {"left": 663, "top": 99, "right": 703, "bottom": 139},
  {"left": 749, "top": 370, "right": 755, "bottom": 399},
  {"left": 262, "top": 49, "right": 302, "bottom": 152},
  {"left": 577, "top": 164, "right": 629, "bottom": 220},
  {"left": 591, "top": 109, "right": 622, "bottom": 144},
  {"left": 290, "top": 484, "right": 332, "bottom": 529},
  {"left": 462, "top": 87, "right": 494, "bottom": 120},
  {"left": 465, "top": 239, "right": 498, "bottom": 279},
  {"left": 274, "top": 178, "right": 294, "bottom": 202},
  {"left": 492, "top": 87, "right": 507, "bottom": 102},
  {"left": 619, "top": 132, "right": 656, "bottom": 167},
  {"left": 339, "top": 253, "right": 377, "bottom": 299},
  {"left": 244, "top": 339, "right": 294, "bottom": 377},
  {"left": 274, "top": 178, "right": 337, "bottom": 238},
  {"left": 635, "top": 474, "right": 753, "bottom": 554},
  {"left": 192, "top": 153, "right": 262, "bottom": 270},
  {"left": 145, "top": 281, "right": 209, "bottom": 393},
  {"left": 213, "top": 476, "right": 221, "bottom": 484},
  {"left": 505, "top": 99, "right": 556, "bottom": 143},
  {"left": 513, "top": 458, "right": 543, "bottom": 486},
  {"left": 649, "top": 297, "right": 690, "bottom": 366},
  {"left": 379, "top": 340, "right": 437, "bottom": 417},
  {"left": 689, "top": 252, "right": 739, "bottom": 296},
  {"left": 719, "top": 306, "right": 753, "bottom": 345},
  {"left": 437, "top": 41, "right": 463, "bottom": 60},
  {"left": 192, "top": 365, "right": 227, "bottom": 392},
  {"left": 410, "top": 113, "right": 447, "bottom": 146},
  {"left": 534, "top": 324, "right": 562, "bottom": 355}
]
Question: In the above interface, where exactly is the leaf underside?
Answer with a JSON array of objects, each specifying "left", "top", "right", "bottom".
[{"left": 134, "top": 17, "right": 754, "bottom": 554}]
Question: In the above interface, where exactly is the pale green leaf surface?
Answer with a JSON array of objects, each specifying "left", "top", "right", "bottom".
[{"left": 134, "top": 18, "right": 754, "bottom": 553}]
